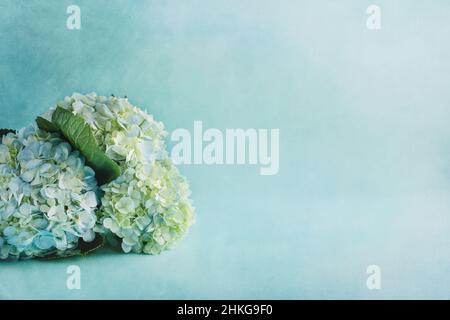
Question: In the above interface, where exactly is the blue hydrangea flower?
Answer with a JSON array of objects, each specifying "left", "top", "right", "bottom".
[
  {"left": 43, "top": 93, "right": 195, "bottom": 254},
  {"left": 0, "top": 125, "right": 98, "bottom": 259}
]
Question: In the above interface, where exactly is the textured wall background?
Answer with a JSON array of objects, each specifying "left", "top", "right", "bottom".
[{"left": 1, "top": 0, "right": 450, "bottom": 299}]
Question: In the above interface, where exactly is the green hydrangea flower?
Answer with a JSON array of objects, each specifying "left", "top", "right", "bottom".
[
  {"left": 43, "top": 93, "right": 195, "bottom": 254},
  {"left": 0, "top": 125, "right": 98, "bottom": 259}
]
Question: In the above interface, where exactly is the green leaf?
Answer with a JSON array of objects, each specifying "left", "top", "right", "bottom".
[
  {"left": 37, "top": 234, "right": 105, "bottom": 260},
  {"left": 51, "top": 107, "right": 121, "bottom": 185},
  {"left": 36, "top": 116, "right": 59, "bottom": 132},
  {"left": 0, "top": 128, "right": 15, "bottom": 138},
  {"left": 77, "top": 234, "right": 105, "bottom": 255}
]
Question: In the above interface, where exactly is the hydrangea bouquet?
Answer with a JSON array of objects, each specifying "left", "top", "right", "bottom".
[{"left": 0, "top": 93, "right": 194, "bottom": 260}]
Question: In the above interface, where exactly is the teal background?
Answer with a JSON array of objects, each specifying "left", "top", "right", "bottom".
[{"left": 1, "top": 0, "right": 450, "bottom": 299}]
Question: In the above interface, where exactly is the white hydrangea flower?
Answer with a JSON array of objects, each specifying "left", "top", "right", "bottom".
[
  {"left": 45, "top": 93, "right": 195, "bottom": 254},
  {"left": 0, "top": 125, "right": 98, "bottom": 259}
]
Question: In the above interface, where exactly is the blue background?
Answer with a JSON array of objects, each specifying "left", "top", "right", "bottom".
[{"left": 1, "top": 0, "right": 450, "bottom": 299}]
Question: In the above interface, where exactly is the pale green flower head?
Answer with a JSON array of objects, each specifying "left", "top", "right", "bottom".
[
  {"left": 46, "top": 93, "right": 195, "bottom": 254},
  {"left": 0, "top": 125, "right": 99, "bottom": 260}
]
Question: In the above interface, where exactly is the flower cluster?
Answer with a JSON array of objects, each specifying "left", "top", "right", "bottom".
[
  {"left": 0, "top": 125, "right": 98, "bottom": 259},
  {"left": 44, "top": 93, "right": 194, "bottom": 254}
]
